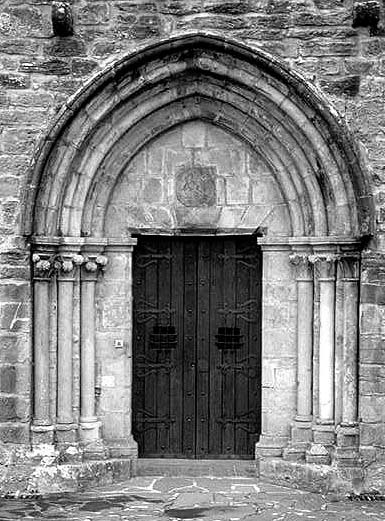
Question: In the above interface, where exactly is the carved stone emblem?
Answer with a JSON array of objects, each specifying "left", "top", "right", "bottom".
[{"left": 176, "top": 164, "right": 216, "bottom": 207}]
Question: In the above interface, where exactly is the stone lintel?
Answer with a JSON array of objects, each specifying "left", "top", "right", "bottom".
[
  {"left": 259, "top": 236, "right": 362, "bottom": 248},
  {"left": 105, "top": 238, "right": 138, "bottom": 252}
]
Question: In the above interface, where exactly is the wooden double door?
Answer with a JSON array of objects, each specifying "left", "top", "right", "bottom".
[{"left": 132, "top": 236, "right": 262, "bottom": 459}]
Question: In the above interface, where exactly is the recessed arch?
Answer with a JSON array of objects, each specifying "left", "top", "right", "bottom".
[{"left": 23, "top": 32, "right": 373, "bottom": 240}]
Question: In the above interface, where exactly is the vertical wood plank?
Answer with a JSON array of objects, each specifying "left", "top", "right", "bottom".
[
  {"left": 183, "top": 238, "right": 197, "bottom": 458},
  {"left": 170, "top": 238, "right": 184, "bottom": 456},
  {"left": 196, "top": 238, "right": 211, "bottom": 458}
]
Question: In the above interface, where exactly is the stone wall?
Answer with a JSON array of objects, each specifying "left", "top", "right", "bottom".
[{"left": 0, "top": 0, "right": 384, "bottom": 491}]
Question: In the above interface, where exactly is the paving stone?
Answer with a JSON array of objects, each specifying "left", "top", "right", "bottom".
[{"left": 0, "top": 478, "right": 384, "bottom": 520}]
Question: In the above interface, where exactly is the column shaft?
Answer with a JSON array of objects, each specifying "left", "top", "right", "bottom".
[
  {"left": 80, "top": 279, "right": 96, "bottom": 422},
  {"left": 318, "top": 275, "right": 335, "bottom": 422},
  {"left": 57, "top": 274, "right": 74, "bottom": 425},
  {"left": 33, "top": 278, "right": 51, "bottom": 425},
  {"left": 342, "top": 278, "right": 359, "bottom": 424},
  {"left": 297, "top": 278, "right": 313, "bottom": 418}
]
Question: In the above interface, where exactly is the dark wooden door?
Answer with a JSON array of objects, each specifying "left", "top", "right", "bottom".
[{"left": 132, "top": 236, "right": 262, "bottom": 459}]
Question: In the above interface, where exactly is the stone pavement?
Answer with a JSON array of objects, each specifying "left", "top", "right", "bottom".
[{"left": 0, "top": 477, "right": 384, "bottom": 520}]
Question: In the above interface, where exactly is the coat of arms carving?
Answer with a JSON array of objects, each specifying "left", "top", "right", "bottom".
[{"left": 175, "top": 164, "right": 216, "bottom": 207}]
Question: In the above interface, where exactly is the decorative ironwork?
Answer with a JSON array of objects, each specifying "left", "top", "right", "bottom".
[
  {"left": 216, "top": 327, "right": 243, "bottom": 350},
  {"left": 136, "top": 252, "right": 173, "bottom": 269},
  {"left": 150, "top": 325, "right": 177, "bottom": 350},
  {"left": 134, "top": 408, "right": 176, "bottom": 433},
  {"left": 216, "top": 410, "right": 259, "bottom": 434},
  {"left": 218, "top": 300, "right": 258, "bottom": 323},
  {"left": 217, "top": 354, "right": 259, "bottom": 379},
  {"left": 217, "top": 253, "right": 259, "bottom": 269},
  {"left": 135, "top": 300, "right": 175, "bottom": 323},
  {"left": 134, "top": 354, "right": 175, "bottom": 378}
]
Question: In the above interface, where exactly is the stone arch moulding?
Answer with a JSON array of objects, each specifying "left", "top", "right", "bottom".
[{"left": 24, "top": 33, "right": 374, "bottom": 490}]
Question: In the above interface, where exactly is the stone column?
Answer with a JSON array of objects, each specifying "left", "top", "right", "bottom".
[
  {"left": 79, "top": 242, "right": 108, "bottom": 457},
  {"left": 31, "top": 242, "right": 58, "bottom": 445},
  {"left": 56, "top": 242, "right": 83, "bottom": 445},
  {"left": 335, "top": 254, "right": 360, "bottom": 465},
  {"left": 284, "top": 250, "right": 313, "bottom": 461},
  {"left": 103, "top": 239, "right": 138, "bottom": 458},
  {"left": 307, "top": 252, "right": 338, "bottom": 464}
]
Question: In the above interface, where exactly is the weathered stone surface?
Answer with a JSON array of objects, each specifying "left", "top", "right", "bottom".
[
  {"left": 319, "top": 75, "right": 361, "bottom": 97},
  {"left": 19, "top": 59, "right": 71, "bottom": 75},
  {"left": 0, "top": 73, "right": 29, "bottom": 89},
  {"left": 0, "top": 0, "right": 382, "bottom": 498}
]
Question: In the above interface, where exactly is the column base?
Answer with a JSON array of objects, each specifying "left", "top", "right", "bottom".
[
  {"left": 31, "top": 423, "right": 55, "bottom": 445},
  {"left": 80, "top": 420, "right": 108, "bottom": 460},
  {"left": 56, "top": 423, "right": 81, "bottom": 462},
  {"left": 306, "top": 422, "right": 335, "bottom": 464},
  {"left": 107, "top": 436, "right": 138, "bottom": 459},
  {"left": 306, "top": 443, "right": 331, "bottom": 465},
  {"left": 255, "top": 434, "right": 288, "bottom": 458},
  {"left": 312, "top": 421, "right": 335, "bottom": 445},
  {"left": 283, "top": 419, "right": 313, "bottom": 462},
  {"left": 334, "top": 423, "right": 360, "bottom": 467}
]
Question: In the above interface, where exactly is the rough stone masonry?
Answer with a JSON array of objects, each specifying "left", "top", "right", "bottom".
[{"left": 0, "top": 0, "right": 384, "bottom": 497}]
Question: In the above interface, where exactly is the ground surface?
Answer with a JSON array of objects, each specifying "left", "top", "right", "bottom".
[{"left": 0, "top": 477, "right": 384, "bottom": 520}]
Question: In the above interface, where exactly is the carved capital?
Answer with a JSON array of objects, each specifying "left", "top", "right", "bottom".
[
  {"left": 32, "top": 253, "right": 54, "bottom": 280},
  {"left": 81, "top": 254, "right": 108, "bottom": 281},
  {"left": 289, "top": 253, "right": 312, "bottom": 280},
  {"left": 308, "top": 253, "right": 339, "bottom": 279},
  {"left": 338, "top": 254, "right": 360, "bottom": 281}
]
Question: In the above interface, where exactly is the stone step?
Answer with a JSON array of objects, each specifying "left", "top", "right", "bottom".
[{"left": 135, "top": 458, "right": 260, "bottom": 477}]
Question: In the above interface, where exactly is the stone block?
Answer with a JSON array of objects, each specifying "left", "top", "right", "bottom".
[
  {"left": 360, "top": 422, "right": 385, "bottom": 446},
  {"left": 78, "top": 3, "right": 109, "bottom": 25},
  {"left": 0, "top": 334, "right": 30, "bottom": 364},
  {"left": 226, "top": 176, "right": 250, "bottom": 205},
  {"left": 0, "top": 73, "right": 30, "bottom": 90},
  {"left": 0, "top": 108, "right": 48, "bottom": 127},
  {"left": 319, "top": 76, "right": 360, "bottom": 97},
  {"left": 361, "top": 283, "right": 385, "bottom": 305},
  {"left": 205, "top": 1, "right": 251, "bottom": 15},
  {"left": 0, "top": 422, "right": 29, "bottom": 444},
  {"left": 360, "top": 335, "right": 385, "bottom": 364},
  {"left": 71, "top": 58, "right": 99, "bottom": 77},
  {"left": 0, "top": 396, "right": 17, "bottom": 421},
  {"left": 360, "top": 395, "right": 385, "bottom": 422},
  {"left": 0, "top": 283, "right": 29, "bottom": 303},
  {"left": 19, "top": 59, "right": 71, "bottom": 76},
  {"left": 0, "top": 178, "right": 20, "bottom": 199},
  {"left": 4, "top": 6, "right": 46, "bottom": 37},
  {"left": 44, "top": 37, "right": 86, "bottom": 57},
  {"left": 0, "top": 40, "right": 39, "bottom": 56},
  {"left": 0, "top": 366, "right": 16, "bottom": 393}
]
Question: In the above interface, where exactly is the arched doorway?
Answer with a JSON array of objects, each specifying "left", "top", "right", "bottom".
[{"left": 24, "top": 33, "right": 373, "bottom": 479}]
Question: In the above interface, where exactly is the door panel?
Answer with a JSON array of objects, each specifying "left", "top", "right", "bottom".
[{"left": 132, "top": 236, "right": 261, "bottom": 458}]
